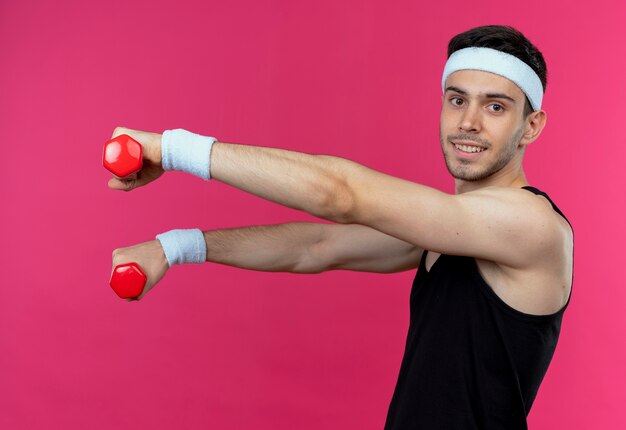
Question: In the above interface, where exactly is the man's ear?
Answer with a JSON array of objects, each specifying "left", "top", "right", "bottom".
[{"left": 520, "top": 110, "right": 547, "bottom": 146}]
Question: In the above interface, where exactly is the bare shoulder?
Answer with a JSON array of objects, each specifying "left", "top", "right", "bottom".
[
  {"left": 459, "top": 185, "right": 556, "bottom": 216},
  {"left": 452, "top": 186, "right": 569, "bottom": 267},
  {"left": 472, "top": 186, "right": 573, "bottom": 315},
  {"left": 345, "top": 165, "right": 570, "bottom": 274},
  {"left": 477, "top": 185, "right": 572, "bottom": 243}
]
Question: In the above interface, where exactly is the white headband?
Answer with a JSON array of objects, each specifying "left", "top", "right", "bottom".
[{"left": 441, "top": 47, "right": 543, "bottom": 111}]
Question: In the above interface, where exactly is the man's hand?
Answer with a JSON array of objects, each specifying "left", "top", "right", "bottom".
[
  {"left": 111, "top": 239, "right": 170, "bottom": 301},
  {"left": 107, "top": 127, "right": 165, "bottom": 192}
]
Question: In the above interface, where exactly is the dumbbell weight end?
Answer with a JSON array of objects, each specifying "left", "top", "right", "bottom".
[{"left": 110, "top": 262, "right": 147, "bottom": 299}]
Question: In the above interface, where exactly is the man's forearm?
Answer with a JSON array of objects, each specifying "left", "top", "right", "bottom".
[
  {"left": 209, "top": 142, "right": 353, "bottom": 223},
  {"left": 203, "top": 222, "right": 327, "bottom": 273}
]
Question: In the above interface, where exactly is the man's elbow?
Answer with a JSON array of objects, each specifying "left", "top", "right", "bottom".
[
  {"left": 311, "top": 155, "right": 357, "bottom": 224},
  {"left": 317, "top": 177, "right": 354, "bottom": 224}
]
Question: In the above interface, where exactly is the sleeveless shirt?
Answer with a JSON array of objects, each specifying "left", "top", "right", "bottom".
[{"left": 383, "top": 186, "right": 573, "bottom": 429}]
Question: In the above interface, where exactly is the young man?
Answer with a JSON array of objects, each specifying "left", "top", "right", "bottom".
[{"left": 109, "top": 25, "right": 573, "bottom": 429}]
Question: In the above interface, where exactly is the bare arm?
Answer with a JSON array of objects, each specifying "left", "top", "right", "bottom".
[
  {"left": 207, "top": 139, "right": 563, "bottom": 270},
  {"left": 203, "top": 222, "right": 421, "bottom": 274},
  {"left": 109, "top": 127, "right": 560, "bottom": 271}
]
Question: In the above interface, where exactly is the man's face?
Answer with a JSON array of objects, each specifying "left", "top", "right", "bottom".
[{"left": 439, "top": 70, "right": 528, "bottom": 182}]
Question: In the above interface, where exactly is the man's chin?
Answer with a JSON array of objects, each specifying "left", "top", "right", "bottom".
[{"left": 446, "top": 165, "right": 486, "bottom": 182}]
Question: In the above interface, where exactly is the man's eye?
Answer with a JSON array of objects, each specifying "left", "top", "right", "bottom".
[
  {"left": 450, "top": 97, "right": 463, "bottom": 106},
  {"left": 490, "top": 104, "right": 504, "bottom": 112}
]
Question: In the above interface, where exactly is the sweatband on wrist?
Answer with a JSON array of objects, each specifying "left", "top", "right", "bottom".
[
  {"left": 161, "top": 128, "right": 218, "bottom": 180},
  {"left": 156, "top": 228, "right": 207, "bottom": 267},
  {"left": 441, "top": 47, "right": 544, "bottom": 111}
]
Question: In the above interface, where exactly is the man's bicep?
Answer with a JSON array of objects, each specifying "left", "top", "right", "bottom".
[
  {"left": 448, "top": 188, "right": 559, "bottom": 267},
  {"left": 306, "top": 223, "right": 423, "bottom": 274},
  {"left": 344, "top": 165, "right": 556, "bottom": 268}
]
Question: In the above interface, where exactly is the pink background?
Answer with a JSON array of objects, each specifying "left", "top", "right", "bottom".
[{"left": 1, "top": 0, "right": 624, "bottom": 428}]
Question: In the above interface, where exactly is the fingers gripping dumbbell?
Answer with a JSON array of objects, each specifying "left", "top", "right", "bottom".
[{"left": 103, "top": 130, "right": 213, "bottom": 300}]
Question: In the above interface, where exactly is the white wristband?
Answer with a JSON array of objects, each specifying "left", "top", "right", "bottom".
[
  {"left": 161, "top": 128, "right": 217, "bottom": 180},
  {"left": 156, "top": 228, "right": 207, "bottom": 267}
]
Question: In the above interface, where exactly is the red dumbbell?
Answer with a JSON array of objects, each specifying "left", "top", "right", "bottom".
[
  {"left": 102, "top": 134, "right": 143, "bottom": 178},
  {"left": 104, "top": 134, "right": 147, "bottom": 299},
  {"left": 109, "top": 262, "right": 147, "bottom": 299}
]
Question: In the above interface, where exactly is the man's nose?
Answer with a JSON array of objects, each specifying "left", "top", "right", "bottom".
[{"left": 459, "top": 103, "right": 481, "bottom": 132}]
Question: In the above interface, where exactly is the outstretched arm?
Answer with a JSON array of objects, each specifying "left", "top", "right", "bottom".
[
  {"left": 112, "top": 221, "right": 421, "bottom": 300},
  {"left": 107, "top": 127, "right": 564, "bottom": 271},
  {"left": 209, "top": 141, "right": 564, "bottom": 269},
  {"left": 202, "top": 221, "right": 421, "bottom": 274}
]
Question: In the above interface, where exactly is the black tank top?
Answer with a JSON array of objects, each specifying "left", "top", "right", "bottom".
[{"left": 384, "top": 186, "right": 573, "bottom": 429}]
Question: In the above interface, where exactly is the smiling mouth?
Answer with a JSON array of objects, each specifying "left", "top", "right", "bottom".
[{"left": 451, "top": 141, "right": 486, "bottom": 154}]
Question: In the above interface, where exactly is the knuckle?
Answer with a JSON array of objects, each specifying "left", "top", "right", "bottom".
[{"left": 112, "top": 126, "right": 127, "bottom": 138}]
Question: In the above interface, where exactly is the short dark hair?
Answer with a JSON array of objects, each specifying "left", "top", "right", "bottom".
[{"left": 447, "top": 25, "right": 547, "bottom": 118}]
